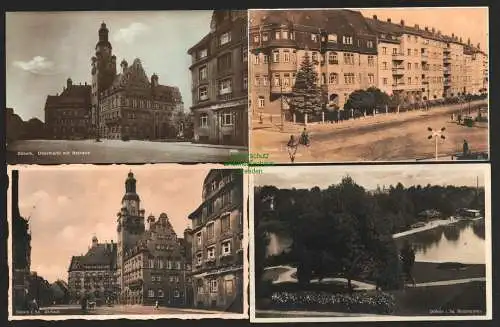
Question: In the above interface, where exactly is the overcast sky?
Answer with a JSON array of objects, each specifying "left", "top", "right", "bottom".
[
  {"left": 9, "top": 165, "right": 221, "bottom": 283},
  {"left": 6, "top": 11, "right": 213, "bottom": 121},
  {"left": 359, "top": 7, "right": 488, "bottom": 50},
  {"left": 255, "top": 164, "right": 489, "bottom": 190}
]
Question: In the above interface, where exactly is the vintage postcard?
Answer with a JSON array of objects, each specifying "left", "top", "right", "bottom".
[
  {"left": 6, "top": 10, "right": 248, "bottom": 164},
  {"left": 7, "top": 165, "right": 248, "bottom": 320},
  {"left": 250, "top": 164, "right": 492, "bottom": 322},
  {"left": 249, "top": 7, "right": 489, "bottom": 163}
]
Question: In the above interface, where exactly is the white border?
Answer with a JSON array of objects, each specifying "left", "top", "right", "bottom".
[
  {"left": 248, "top": 7, "right": 490, "bottom": 164},
  {"left": 249, "top": 163, "right": 492, "bottom": 322},
  {"left": 7, "top": 164, "right": 249, "bottom": 321}
]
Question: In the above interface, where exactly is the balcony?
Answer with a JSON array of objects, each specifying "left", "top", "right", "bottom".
[
  {"left": 444, "top": 79, "right": 451, "bottom": 87},
  {"left": 443, "top": 67, "right": 451, "bottom": 75},
  {"left": 443, "top": 47, "right": 451, "bottom": 54},
  {"left": 443, "top": 56, "right": 451, "bottom": 64},
  {"left": 421, "top": 52, "right": 428, "bottom": 61},
  {"left": 392, "top": 66, "right": 404, "bottom": 75},
  {"left": 392, "top": 53, "right": 405, "bottom": 61},
  {"left": 392, "top": 82, "right": 406, "bottom": 90},
  {"left": 217, "top": 92, "right": 233, "bottom": 101}
]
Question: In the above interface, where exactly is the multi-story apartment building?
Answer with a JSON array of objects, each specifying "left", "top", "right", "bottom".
[
  {"left": 187, "top": 169, "right": 244, "bottom": 312},
  {"left": 91, "top": 22, "right": 184, "bottom": 140},
  {"left": 250, "top": 10, "right": 378, "bottom": 114},
  {"left": 250, "top": 10, "right": 488, "bottom": 116},
  {"left": 68, "top": 171, "right": 190, "bottom": 307},
  {"left": 187, "top": 10, "right": 248, "bottom": 146},
  {"left": 44, "top": 78, "right": 92, "bottom": 139}
]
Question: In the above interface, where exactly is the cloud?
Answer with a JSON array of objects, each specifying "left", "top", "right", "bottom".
[
  {"left": 113, "top": 22, "right": 149, "bottom": 44},
  {"left": 12, "top": 56, "right": 58, "bottom": 75}
]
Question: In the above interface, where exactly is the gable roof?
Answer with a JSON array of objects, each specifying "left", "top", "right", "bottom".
[
  {"left": 68, "top": 243, "right": 117, "bottom": 272},
  {"left": 45, "top": 85, "right": 91, "bottom": 109}
]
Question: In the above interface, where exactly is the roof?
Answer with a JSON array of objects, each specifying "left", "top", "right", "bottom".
[
  {"left": 45, "top": 85, "right": 91, "bottom": 108},
  {"left": 68, "top": 243, "right": 117, "bottom": 271},
  {"left": 187, "top": 32, "right": 212, "bottom": 54}
]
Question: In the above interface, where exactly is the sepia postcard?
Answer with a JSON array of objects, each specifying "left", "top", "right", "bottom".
[
  {"left": 6, "top": 10, "right": 249, "bottom": 164},
  {"left": 7, "top": 165, "right": 248, "bottom": 320},
  {"left": 249, "top": 7, "right": 489, "bottom": 163},
  {"left": 249, "top": 164, "right": 492, "bottom": 322}
]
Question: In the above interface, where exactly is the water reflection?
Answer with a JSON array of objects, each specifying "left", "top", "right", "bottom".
[{"left": 397, "top": 220, "right": 486, "bottom": 264}]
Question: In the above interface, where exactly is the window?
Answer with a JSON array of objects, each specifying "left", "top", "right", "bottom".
[
  {"left": 158, "top": 289, "right": 164, "bottom": 298},
  {"left": 243, "top": 76, "right": 248, "bottom": 90},
  {"left": 221, "top": 214, "right": 230, "bottom": 232},
  {"left": 272, "top": 51, "right": 279, "bottom": 63},
  {"left": 382, "top": 62, "right": 388, "bottom": 70},
  {"left": 329, "top": 73, "right": 338, "bottom": 84},
  {"left": 217, "top": 53, "right": 232, "bottom": 72},
  {"left": 273, "top": 74, "right": 280, "bottom": 87},
  {"left": 328, "top": 52, "right": 338, "bottom": 65},
  {"left": 263, "top": 55, "right": 269, "bottom": 64},
  {"left": 198, "top": 49, "right": 207, "bottom": 59},
  {"left": 219, "top": 32, "right": 231, "bottom": 46},
  {"left": 382, "top": 47, "right": 387, "bottom": 55},
  {"left": 199, "top": 86, "right": 208, "bottom": 101},
  {"left": 407, "top": 63, "right": 412, "bottom": 70},
  {"left": 196, "top": 232, "right": 202, "bottom": 245},
  {"left": 407, "top": 49, "right": 412, "bottom": 56},
  {"left": 196, "top": 253, "right": 202, "bottom": 265},
  {"left": 225, "top": 280, "right": 234, "bottom": 295},
  {"left": 368, "top": 56, "right": 374, "bottom": 66},
  {"left": 218, "top": 78, "right": 232, "bottom": 94},
  {"left": 383, "top": 78, "right": 388, "bottom": 85},
  {"left": 254, "top": 75, "right": 260, "bottom": 86},
  {"left": 254, "top": 54, "right": 260, "bottom": 65},
  {"left": 283, "top": 73, "right": 290, "bottom": 87},
  {"left": 253, "top": 34, "right": 259, "bottom": 43},
  {"left": 282, "top": 30, "right": 288, "bottom": 39},
  {"left": 242, "top": 48, "right": 248, "bottom": 62},
  {"left": 393, "top": 48, "right": 398, "bottom": 54},
  {"left": 223, "top": 112, "right": 233, "bottom": 126},
  {"left": 407, "top": 77, "right": 411, "bottom": 84},
  {"left": 207, "top": 222, "right": 215, "bottom": 239},
  {"left": 344, "top": 73, "right": 355, "bottom": 84},
  {"left": 343, "top": 53, "right": 354, "bottom": 65},
  {"left": 207, "top": 246, "right": 216, "bottom": 259},
  {"left": 368, "top": 74, "right": 375, "bottom": 84},
  {"left": 311, "top": 34, "right": 317, "bottom": 42},
  {"left": 283, "top": 50, "right": 290, "bottom": 63},
  {"left": 149, "top": 259, "right": 154, "bottom": 268},
  {"left": 210, "top": 280, "right": 218, "bottom": 293},
  {"left": 367, "top": 40, "right": 374, "bottom": 48},
  {"left": 262, "top": 33, "right": 268, "bottom": 41},
  {"left": 222, "top": 240, "right": 231, "bottom": 256},
  {"left": 275, "top": 31, "right": 280, "bottom": 40},
  {"left": 312, "top": 52, "right": 318, "bottom": 62},
  {"left": 343, "top": 35, "right": 353, "bottom": 45},
  {"left": 148, "top": 289, "right": 155, "bottom": 298},
  {"left": 199, "top": 113, "right": 208, "bottom": 127},
  {"left": 415, "top": 63, "right": 419, "bottom": 69},
  {"left": 258, "top": 96, "right": 265, "bottom": 108},
  {"left": 328, "top": 34, "right": 337, "bottom": 42},
  {"left": 174, "top": 290, "right": 180, "bottom": 298}
]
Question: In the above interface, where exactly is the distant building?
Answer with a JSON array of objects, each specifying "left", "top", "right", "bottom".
[
  {"left": 187, "top": 10, "right": 248, "bottom": 146},
  {"left": 91, "top": 23, "right": 184, "bottom": 140},
  {"left": 44, "top": 78, "right": 92, "bottom": 139},
  {"left": 187, "top": 169, "right": 244, "bottom": 312},
  {"left": 11, "top": 170, "right": 32, "bottom": 312}
]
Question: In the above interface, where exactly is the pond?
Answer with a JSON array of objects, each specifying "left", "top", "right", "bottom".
[{"left": 396, "top": 219, "right": 486, "bottom": 264}]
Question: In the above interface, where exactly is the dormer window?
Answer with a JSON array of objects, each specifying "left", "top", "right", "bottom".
[
  {"left": 282, "top": 30, "right": 288, "bottom": 39},
  {"left": 275, "top": 31, "right": 281, "bottom": 40},
  {"left": 343, "top": 36, "right": 353, "bottom": 45},
  {"left": 328, "top": 34, "right": 338, "bottom": 42},
  {"left": 198, "top": 49, "right": 207, "bottom": 59},
  {"left": 311, "top": 34, "right": 318, "bottom": 42},
  {"left": 219, "top": 32, "right": 231, "bottom": 46},
  {"left": 262, "top": 33, "right": 269, "bottom": 41}
]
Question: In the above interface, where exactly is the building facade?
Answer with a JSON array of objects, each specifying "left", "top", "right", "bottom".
[
  {"left": 68, "top": 171, "right": 190, "bottom": 307},
  {"left": 187, "top": 169, "right": 244, "bottom": 312},
  {"left": 91, "top": 23, "right": 185, "bottom": 140},
  {"left": 188, "top": 10, "right": 248, "bottom": 146},
  {"left": 249, "top": 10, "right": 488, "bottom": 116},
  {"left": 44, "top": 78, "right": 92, "bottom": 139},
  {"left": 67, "top": 237, "right": 118, "bottom": 304}
]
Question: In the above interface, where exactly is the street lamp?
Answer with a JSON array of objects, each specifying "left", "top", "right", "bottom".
[
  {"left": 427, "top": 127, "right": 446, "bottom": 160},
  {"left": 279, "top": 79, "right": 284, "bottom": 132}
]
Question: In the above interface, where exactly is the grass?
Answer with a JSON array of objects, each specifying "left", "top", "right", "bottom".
[{"left": 262, "top": 267, "right": 290, "bottom": 282}]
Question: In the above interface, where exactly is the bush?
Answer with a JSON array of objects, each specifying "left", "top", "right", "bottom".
[{"left": 270, "top": 291, "right": 396, "bottom": 314}]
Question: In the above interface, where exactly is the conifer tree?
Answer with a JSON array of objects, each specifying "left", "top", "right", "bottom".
[{"left": 289, "top": 51, "right": 324, "bottom": 115}]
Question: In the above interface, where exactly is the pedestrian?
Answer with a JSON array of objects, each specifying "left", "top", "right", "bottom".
[
  {"left": 457, "top": 113, "right": 462, "bottom": 125},
  {"left": 155, "top": 300, "right": 159, "bottom": 310},
  {"left": 300, "top": 128, "right": 310, "bottom": 147},
  {"left": 286, "top": 135, "right": 298, "bottom": 163},
  {"left": 463, "top": 139, "right": 469, "bottom": 156}
]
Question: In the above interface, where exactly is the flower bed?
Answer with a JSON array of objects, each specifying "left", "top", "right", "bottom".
[{"left": 270, "top": 291, "right": 396, "bottom": 314}]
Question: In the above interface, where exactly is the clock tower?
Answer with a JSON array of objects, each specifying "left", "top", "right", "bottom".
[{"left": 116, "top": 171, "right": 145, "bottom": 299}]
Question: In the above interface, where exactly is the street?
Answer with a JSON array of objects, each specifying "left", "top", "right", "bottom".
[
  {"left": 19, "top": 304, "right": 224, "bottom": 316},
  {"left": 7, "top": 139, "right": 248, "bottom": 164},
  {"left": 251, "top": 101, "right": 488, "bottom": 162}
]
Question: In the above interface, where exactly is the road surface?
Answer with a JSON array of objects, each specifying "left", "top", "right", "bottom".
[
  {"left": 251, "top": 101, "right": 488, "bottom": 162},
  {"left": 7, "top": 139, "right": 247, "bottom": 164}
]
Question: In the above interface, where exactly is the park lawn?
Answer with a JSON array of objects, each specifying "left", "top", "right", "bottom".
[
  {"left": 411, "top": 262, "right": 485, "bottom": 284},
  {"left": 262, "top": 267, "right": 291, "bottom": 282},
  {"left": 390, "top": 281, "right": 486, "bottom": 316}
]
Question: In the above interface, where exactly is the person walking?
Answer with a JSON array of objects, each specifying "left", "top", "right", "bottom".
[
  {"left": 299, "top": 128, "right": 310, "bottom": 147},
  {"left": 155, "top": 299, "right": 159, "bottom": 310},
  {"left": 463, "top": 139, "right": 469, "bottom": 156},
  {"left": 286, "top": 135, "right": 298, "bottom": 163}
]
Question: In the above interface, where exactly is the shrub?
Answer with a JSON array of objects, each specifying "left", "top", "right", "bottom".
[{"left": 270, "top": 291, "right": 396, "bottom": 314}]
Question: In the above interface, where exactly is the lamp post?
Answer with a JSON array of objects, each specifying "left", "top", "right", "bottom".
[
  {"left": 280, "top": 79, "right": 284, "bottom": 132},
  {"left": 427, "top": 127, "right": 446, "bottom": 160}
]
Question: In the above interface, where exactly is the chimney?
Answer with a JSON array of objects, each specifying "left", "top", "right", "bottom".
[
  {"left": 400, "top": 19, "right": 405, "bottom": 26},
  {"left": 66, "top": 78, "right": 72, "bottom": 89},
  {"left": 468, "top": 38, "right": 471, "bottom": 45},
  {"left": 452, "top": 33, "right": 455, "bottom": 38},
  {"left": 387, "top": 18, "right": 391, "bottom": 23},
  {"left": 425, "top": 26, "right": 428, "bottom": 31},
  {"left": 373, "top": 15, "right": 377, "bottom": 20},
  {"left": 414, "top": 24, "right": 419, "bottom": 29},
  {"left": 120, "top": 59, "right": 128, "bottom": 73},
  {"left": 151, "top": 73, "right": 159, "bottom": 87},
  {"left": 431, "top": 27, "right": 435, "bottom": 33},
  {"left": 459, "top": 37, "right": 463, "bottom": 43},
  {"left": 85, "top": 82, "right": 87, "bottom": 86}
]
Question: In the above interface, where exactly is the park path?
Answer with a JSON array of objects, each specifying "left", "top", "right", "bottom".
[{"left": 392, "top": 218, "right": 457, "bottom": 239}]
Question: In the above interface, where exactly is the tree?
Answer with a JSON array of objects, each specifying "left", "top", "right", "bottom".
[
  {"left": 345, "top": 88, "right": 390, "bottom": 116},
  {"left": 288, "top": 52, "right": 324, "bottom": 116}
]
